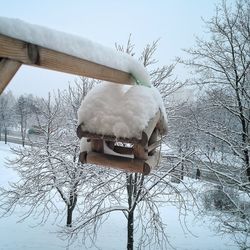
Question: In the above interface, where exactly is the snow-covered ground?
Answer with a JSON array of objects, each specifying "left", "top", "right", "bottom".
[{"left": 0, "top": 142, "right": 239, "bottom": 250}]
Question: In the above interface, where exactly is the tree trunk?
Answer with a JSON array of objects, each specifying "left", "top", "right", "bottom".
[
  {"left": 127, "top": 210, "right": 134, "bottom": 250},
  {"left": 21, "top": 124, "right": 25, "bottom": 147},
  {"left": 180, "top": 162, "right": 184, "bottom": 180},
  {"left": 66, "top": 205, "right": 73, "bottom": 227},
  {"left": 21, "top": 119, "right": 27, "bottom": 147},
  {"left": 235, "top": 83, "right": 250, "bottom": 181},
  {"left": 244, "top": 149, "right": 250, "bottom": 182},
  {"left": 66, "top": 189, "right": 78, "bottom": 227},
  {"left": 4, "top": 127, "right": 7, "bottom": 144},
  {"left": 126, "top": 174, "right": 134, "bottom": 250},
  {"left": 196, "top": 168, "right": 201, "bottom": 179}
]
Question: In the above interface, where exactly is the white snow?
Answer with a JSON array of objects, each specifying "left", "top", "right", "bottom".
[
  {"left": 0, "top": 142, "right": 239, "bottom": 250},
  {"left": 77, "top": 82, "right": 167, "bottom": 140},
  {"left": 0, "top": 16, "right": 150, "bottom": 86}
]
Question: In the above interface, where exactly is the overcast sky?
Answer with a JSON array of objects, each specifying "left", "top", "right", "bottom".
[{"left": 1, "top": 0, "right": 220, "bottom": 97}]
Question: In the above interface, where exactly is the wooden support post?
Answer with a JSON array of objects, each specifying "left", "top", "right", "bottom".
[
  {"left": 91, "top": 139, "right": 103, "bottom": 153},
  {"left": 133, "top": 143, "right": 148, "bottom": 160},
  {"left": 79, "top": 151, "right": 87, "bottom": 163},
  {"left": 0, "top": 58, "right": 21, "bottom": 94}
]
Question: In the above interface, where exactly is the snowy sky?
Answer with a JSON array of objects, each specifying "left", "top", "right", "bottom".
[{"left": 1, "top": 0, "right": 222, "bottom": 97}]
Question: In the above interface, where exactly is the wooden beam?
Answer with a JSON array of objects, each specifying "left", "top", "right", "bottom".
[
  {"left": 77, "top": 124, "right": 141, "bottom": 144},
  {"left": 0, "top": 58, "right": 21, "bottom": 94},
  {"left": 91, "top": 139, "right": 103, "bottom": 153},
  {"left": 79, "top": 151, "right": 87, "bottom": 163},
  {"left": 85, "top": 151, "right": 151, "bottom": 175},
  {"left": 133, "top": 143, "right": 148, "bottom": 160},
  {"left": 0, "top": 34, "right": 134, "bottom": 87}
]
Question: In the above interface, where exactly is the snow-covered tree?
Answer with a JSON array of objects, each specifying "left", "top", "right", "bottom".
[
  {"left": 0, "top": 81, "right": 96, "bottom": 227},
  {"left": 182, "top": 0, "right": 250, "bottom": 248},
  {"left": 184, "top": 0, "right": 250, "bottom": 181},
  {"left": 0, "top": 91, "right": 15, "bottom": 143},
  {"left": 14, "top": 94, "right": 35, "bottom": 146},
  {"left": 62, "top": 36, "right": 189, "bottom": 250}
]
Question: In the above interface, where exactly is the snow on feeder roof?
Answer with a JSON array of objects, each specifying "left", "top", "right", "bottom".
[
  {"left": 78, "top": 82, "right": 167, "bottom": 139},
  {"left": 0, "top": 16, "right": 151, "bottom": 94},
  {"left": 77, "top": 82, "right": 168, "bottom": 175}
]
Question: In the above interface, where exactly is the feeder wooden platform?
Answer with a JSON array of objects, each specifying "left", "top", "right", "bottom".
[{"left": 77, "top": 110, "right": 165, "bottom": 175}]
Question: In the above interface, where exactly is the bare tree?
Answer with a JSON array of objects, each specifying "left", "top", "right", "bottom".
[
  {"left": 62, "top": 36, "right": 190, "bottom": 250},
  {"left": 116, "top": 35, "right": 184, "bottom": 98},
  {"left": 180, "top": 1, "right": 250, "bottom": 248},
  {"left": 0, "top": 91, "right": 15, "bottom": 143},
  {"left": 64, "top": 160, "right": 192, "bottom": 250},
  {"left": 14, "top": 94, "right": 34, "bottom": 146},
  {"left": 183, "top": 0, "right": 250, "bottom": 181},
  {"left": 0, "top": 83, "right": 96, "bottom": 227}
]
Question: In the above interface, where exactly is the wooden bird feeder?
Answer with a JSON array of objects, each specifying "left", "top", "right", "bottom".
[{"left": 77, "top": 110, "right": 166, "bottom": 175}]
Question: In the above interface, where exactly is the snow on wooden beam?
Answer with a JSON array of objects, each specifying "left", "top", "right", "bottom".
[
  {"left": 0, "top": 34, "right": 134, "bottom": 93},
  {"left": 0, "top": 58, "right": 21, "bottom": 93}
]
